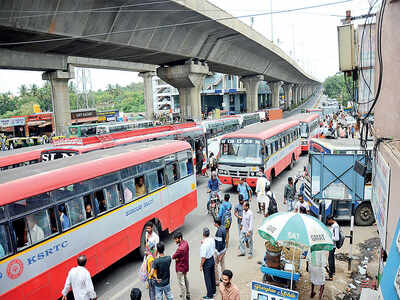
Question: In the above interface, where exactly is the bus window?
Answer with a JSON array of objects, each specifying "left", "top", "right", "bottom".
[
  {"left": 84, "top": 195, "right": 94, "bottom": 219},
  {"left": 94, "top": 190, "right": 107, "bottom": 214},
  {"left": 274, "top": 140, "right": 279, "bottom": 152},
  {"left": 166, "top": 163, "right": 178, "bottom": 184},
  {"left": 122, "top": 179, "right": 135, "bottom": 203},
  {"left": 0, "top": 224, "right": 12, "bottom": 258},
  {"left": 104, "top": 185, "right": 122, "bottom": 209},
  {"left": 179, "top": 160, "right": 188, "bottom": 178},
  {"left": 187, "top": 158, "right": 193, "bottom": 175},
  {"left": 145, "top": 170, "right": 163, "bottom": 192},
  {"left": 9, "top": 193, "right": 52, "bottom": 217},
  {"left": 135, "top": 176, "right": 147, "bottom": 197},
  {"left": 65, "top": 197, "right": 86, "bottom": 226},
  {"left": 57, "top": 204, "right": 71, "bottom": 231}
]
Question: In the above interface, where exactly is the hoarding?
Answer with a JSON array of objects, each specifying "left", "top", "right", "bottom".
[
  {"left": 251, "top": 281, "right": 298, "bottom": 300},
  {"left": 0, "top": 117, "right": 25, "bottom": 127},
  {"left": 372, "top": 150, "right": 390, "bottom": 249}
]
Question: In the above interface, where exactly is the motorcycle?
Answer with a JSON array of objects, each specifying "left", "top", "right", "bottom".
[{"left": 207, "top": 190, "right": 221, "bottom": 220}]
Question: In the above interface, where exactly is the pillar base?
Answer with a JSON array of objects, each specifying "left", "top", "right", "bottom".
[
  {"left": 269, "top": 81, "right": 283, "bottom": 109},
  {"left": 157, "top": 61, "right": 209, "bottom": 121},
  {"left": 240, "top": 75, "right": 263, "bottom": 113},
  {"left": 139, "top": 71, "right": 156, "bottom": 120}
]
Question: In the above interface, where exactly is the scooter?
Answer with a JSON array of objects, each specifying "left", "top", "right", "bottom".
[{"left": 207, "top": 190, "right": 221, "bottom": 220}]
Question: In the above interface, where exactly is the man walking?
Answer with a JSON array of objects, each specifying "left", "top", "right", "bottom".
[
  {"left": 238, "top": 202, "right": 253, "bottom": 259},
  {"left": 326, "top": 216, "right": 340, "bottom": 280},
  {"left": 172, "top": 232, "right": 190, "bottom": 300},
  {"left": 218, "top": 194, "right": 232, "bottom": 248},
  {"left": 218, "top": 269, "right": 240, "bottom": 300},
  {"left": 214, "top": 218, "right": 226, "bottom": 286},
  {"left": 284, "top": 177, "right": 296, "bottom": 212},
  {"left": 151, "top": 242, "right": 173, "bottom": 300},
  {"left": 255, "top": 167, "right": 269, "bottom": 214},
  {"left": 234, "top": 195, "right": 244, "bottom": 241},
  {"left": 294, "top": 194, "right": 310, "bottom": 214},
  {"left": 237, "top": 178, "right": 251, "bottom": 202},
  {"left": 61, "top": 255, "right": 96, "bottom": 300},
  {"left": 200, "top": 227, "right": 216, "bottom": 299}
]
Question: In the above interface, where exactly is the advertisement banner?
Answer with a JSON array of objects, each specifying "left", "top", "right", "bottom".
[
  {"left": 372, "top": 150, "right": 391, "bottom": 249},
  {"left": 0, "top": 117, "right": 25, "bottom": 127},
  {"left": 251, "top": 281, "right": 298, "bottom": 300}
]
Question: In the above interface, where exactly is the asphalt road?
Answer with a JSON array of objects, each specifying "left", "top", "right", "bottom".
[{"left": 92, "top": 94, "right": 323, "bottom": 299}]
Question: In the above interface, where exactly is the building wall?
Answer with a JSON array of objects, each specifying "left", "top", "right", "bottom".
[{"left": 374, "top": 0, "right": 400, "bottom": 251}]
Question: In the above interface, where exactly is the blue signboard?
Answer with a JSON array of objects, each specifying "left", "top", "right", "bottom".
[
  {"left": 379, "top": 218, "right": 400, "bottom": 299},
  {"left": 251, "top": 281, "right": 298, "bottom": 300}
]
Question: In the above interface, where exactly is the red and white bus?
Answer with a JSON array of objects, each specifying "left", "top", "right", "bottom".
[
  {"left": 217, "top": 119, "right": 302, "bottom": 187},
  {"left": 0, "top": 145, "right": 47, "bottom": 171},
  {"left": 292, "top": 113, "right": 320, "bottom": 152},
  {"left": 0, "top": 140, "right": 196, "bottom": 299}
]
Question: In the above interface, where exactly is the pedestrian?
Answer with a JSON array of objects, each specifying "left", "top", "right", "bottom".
[
  {"left": 151, "top": 242, "right": 173, "bottom": 300},
  {"left": 145, "top": 222, "right": 160, "bottom": 249},
  {"left": 307, "top": 250, "right": 327, "bottom": 300},
  {"left": 200, "top": 227, "right": 216, "bottom": 299},
  {"left": 218, "top": 194, "right": 232, "bottom": 248},
  {"left": 283, "top": 177, "right": 296, "bottom": 212},
  {"left": 172, "top": 232, "right": 191, "bottom": 300},
  {"left": 238, "top": 202, "right": 253, "bottom": 259},
  {"left": 326, "top": 216, "right": 340, "bottom": 280},
  {"left": 214, "top": 218, "right": 226, "bottom": 286},
  {"left": 255, "top": 167, "right": 270, "bottom": 215},
  {"left": 130, "top": 288, "right": 142, "bottom": 300},
  {"left": 265, "top": 185, "right": 278, "bottom": 217},
  {"left": 234, "top": 195, "right": 244, "bottom": 241},
  {"left": 61, "top": 255, "right": 96, "bottom": 300},
  {"left": 294, "top": 194, "right": 310, "bottom": 214},
  {"left": 218, "top": 269, "right": 240, "bottom": 300},
  {"left": 237, "top": 178, "right": 252, "bottom": 202},
  {"left": 196, "top": 145, "right": 204, "bottom": 175},
  {"left": 209, "top": 152, "right": 217, "bottom": 173}
]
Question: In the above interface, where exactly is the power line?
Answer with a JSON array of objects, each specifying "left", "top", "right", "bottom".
[{"left": 0, "top": 0, "right": 353, "bottom": 47}]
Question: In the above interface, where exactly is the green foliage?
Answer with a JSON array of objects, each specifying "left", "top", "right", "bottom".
[
  {"left": 323, "top": 73, "right": 353, "bottom": 107},
  {"left": 0, "top": 81, "right": 145, "bottom": 118}
]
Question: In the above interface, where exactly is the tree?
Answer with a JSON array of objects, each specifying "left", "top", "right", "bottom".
[
  {"left": 323, "top": 73, "right": 354, "bottom": 107},
  {"left": 0, "top": 93, "right": 17, "bottom": 116}
]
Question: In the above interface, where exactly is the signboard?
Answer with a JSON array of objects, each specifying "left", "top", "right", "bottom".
[
  {"left": 71, "top": 110, "right": 96, "bottom": 119},
  {"left": 251, "top": 281, "right": 298, "bottom": 300},
  {"left": 0, "top": 117, "right": 25, "bottom": 127},
  {"left": 379, "top": 218, "right": 400, "bottom": 300},
  {"left": 372, "top": 150, "right": 390, "bottom": 249}
]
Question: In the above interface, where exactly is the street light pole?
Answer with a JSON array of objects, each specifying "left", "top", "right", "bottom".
[{"left": 270, "top": 0, "right": 274, "bottom": 42}]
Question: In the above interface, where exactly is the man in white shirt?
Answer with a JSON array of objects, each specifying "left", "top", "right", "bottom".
[
  {"left": 294, "top": 195, "right": 310, "bottom": 214},
  {"left": 200, "top": 227, "right": 216, "bottom": 299},
  {"left": 27, "top": 216, "right": 44, "bottom": 245},
  {"left": 62, "top": 255, "right": 96, "bottom": 300},
  {"left": 326, "top": 216, "right": 340, "bottom": 280},
  {"left": 255, "top": 168, "right": 270, "bottom": 215},
  {"left": 145, "top": 221, "right": 160, "bottom": 249},
  {"left": 238, "top": 202, "right": 253, "bottom": 259}
]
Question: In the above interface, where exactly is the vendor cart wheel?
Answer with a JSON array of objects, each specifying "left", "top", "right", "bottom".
[
  {"left": 262, "top": 274, "right": 268, "bottom": 283},
  {"left": 355, "top": 202, "right": 375, "bottom": 226}
]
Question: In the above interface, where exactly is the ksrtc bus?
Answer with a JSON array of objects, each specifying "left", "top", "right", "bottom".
[
  {"left": 0, "top": 144, "right": 47, "bottom": 171},
  {"left": 217, "top": 119, "right": 302, "bottom": 187},
  {"left": 291, "top": 113, "right": 320, "bottom": 152},
  {"left": 304, "top": 138, "right": 374, "bottom": 225},
  {"left": 68, "top": 123, "right": 107, "bottom": 137},
  {"left": 0, "top": 140, "right": 196, "bottom": 299},
  {"left": 95, "top": 120, "right": 153, "bottom": 135}
]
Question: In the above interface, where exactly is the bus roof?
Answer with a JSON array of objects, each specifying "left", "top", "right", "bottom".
[
  {"left": 0, "top": 144, "right": 46, "bottom": 167},
  {"left": 221, "top": 119, "right": 299, "bottom": 140},
  {"left": 288, "top": 113, "right": 320, "bottom": 123},
  {"left": 0, "top": 140, "right": 191, "bottom": 205},
  {"left": 311, "top": 138, "right": 373, "bottom": 151}
]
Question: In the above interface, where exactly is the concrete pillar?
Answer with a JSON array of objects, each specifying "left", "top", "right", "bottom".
[
  {"left": 157, "top": 60, "right": 209, "bottom": 121},
  {"left": 42, "top": 67, "right": 74, "bottom": 136},
  {"left": 269, "top": 81, "right": 283, "bottom": 108},
  {"left": 222, "top": 94, "right": 230, "bottom": 112},
  {"left": 240, "top": 75, "right": 263, "bottom": 113},
  {"left": 139, "top": 71, "right": 156, "bottom": 120},
  {"left": 282, "top": 84, "right": 293, "bottom": 110},
  {"left": 234, "top": 95, "right": 240, "bottom": 112},
  {"left": 297, "top": 85, "right": 303, "bottom": 104}
]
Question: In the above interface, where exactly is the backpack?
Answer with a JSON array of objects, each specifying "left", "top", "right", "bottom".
[
  {"left": 267, "top": 193, "right": 278, "bottom": 215},
  {"left": 336, "top": 226, "right": 345, "bottom": 249},
  {"left": 138, "top": 255, "right": 150, "bottom": 282},
  {"left": 223, "top": 203, "right": 232, "bottom": 229}
]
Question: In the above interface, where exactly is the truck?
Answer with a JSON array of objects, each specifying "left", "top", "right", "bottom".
[{"left": 303, "top": 138, "right": 375, "bottom": 226}]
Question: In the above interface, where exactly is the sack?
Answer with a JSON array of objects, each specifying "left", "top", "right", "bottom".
[
  {"left": 223, "top": 205, "right": 232, "bottom": 229},
  {"left": 138, "top": 256, "right": 149, "bottom": 282},
  {"left": 267, "top": 194, "right": 278, "bottom": 215},
  {"left": 336, "top": 227, "right": 345, "bottom": 249}
]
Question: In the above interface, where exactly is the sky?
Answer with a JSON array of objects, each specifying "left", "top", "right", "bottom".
[{"left": 0, "top": 0, "right": 374, "bottom": 94}]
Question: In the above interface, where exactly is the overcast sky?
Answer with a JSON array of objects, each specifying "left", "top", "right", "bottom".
[{"left": 0, "top": 0, "right": 373, "bottom": 94}]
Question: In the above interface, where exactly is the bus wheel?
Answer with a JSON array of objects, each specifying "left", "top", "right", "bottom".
[
  {"left": 355, "top": 202, "right": 375, "bottom": 226},
  {"left": 139, "top": 222, "right": 160, "bottom": 258}
]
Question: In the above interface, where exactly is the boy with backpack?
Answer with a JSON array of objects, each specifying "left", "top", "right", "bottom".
[
  {"left": 326, "top": 216, "right": 342, "bottom": 280},
  {"left": 218, "top": 194, "right": 233, "bottom": 248}
]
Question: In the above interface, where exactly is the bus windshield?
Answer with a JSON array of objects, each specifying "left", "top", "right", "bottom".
[
  {"left": 300, "top": 123, "right": 309, "bottom": 138},
  {"left": 219, "top": 138, "right": 263, "bottom": 164}
]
